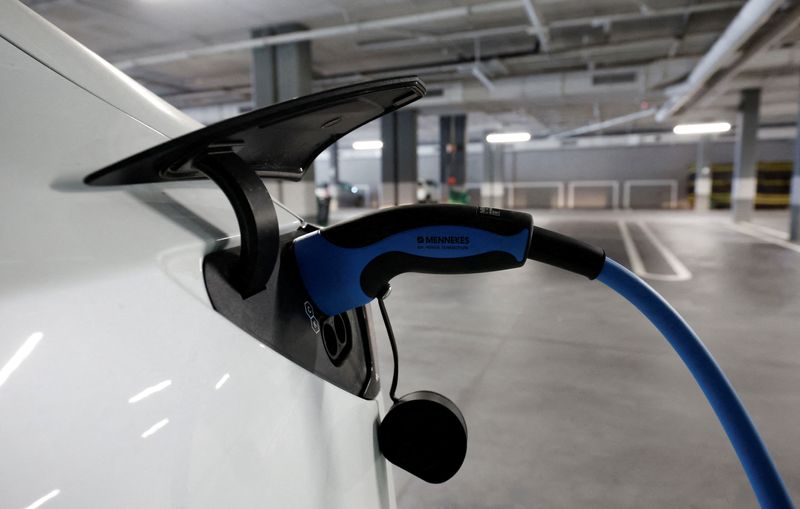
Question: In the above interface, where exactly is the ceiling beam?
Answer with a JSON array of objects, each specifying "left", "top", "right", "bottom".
[
  {"left": 355, "top": 2, "right": 739, "bottom": 54},
  {"left": 161, "top": 56, "right": 693, "bottom": 110},
  {"left": 112, "top": 0, "right": 523, "bottom": 71},
  {"left": 314, "top": 33, "right": 711, "bottom": 89},
  {"left": 553, "top": 108, "right": 656, "bottom": 138},
  {"left": 111, "top": 0, "right": 743, "bottom": 72}
]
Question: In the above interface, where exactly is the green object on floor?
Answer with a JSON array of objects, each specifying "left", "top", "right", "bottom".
[{"left": 448, "top": 188, "right": 470, "bottom": 204}]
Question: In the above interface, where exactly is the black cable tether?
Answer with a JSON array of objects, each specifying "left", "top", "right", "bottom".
[{"left": 377, "top": 292, "right": 400, "bottom": 403}]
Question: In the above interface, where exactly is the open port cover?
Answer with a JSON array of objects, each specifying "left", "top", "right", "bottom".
[{"left": 85, "top": 77, "right": 426, "bottom": 185}]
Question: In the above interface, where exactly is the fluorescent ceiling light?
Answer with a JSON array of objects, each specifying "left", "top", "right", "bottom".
[
  {"left": 486, "top": 132, "right": 531, "bottom": 144},
  {"left": 673, "top": 122, "right": 731, "bottom": 135},
  {"left": 352, "top": 140, "right": 383, "bottom": 150}
]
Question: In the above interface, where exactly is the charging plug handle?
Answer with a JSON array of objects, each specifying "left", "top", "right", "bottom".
[
  {"left": 294, "top": 205, "right": 533, "bottom": 316},
  {"left": 294, "top": 204, "right": 607, "bottom": 316}
]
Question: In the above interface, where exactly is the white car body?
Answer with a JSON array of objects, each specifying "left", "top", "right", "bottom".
[{"left": 0, "top": 2, "right": 394, "bottom": 507}]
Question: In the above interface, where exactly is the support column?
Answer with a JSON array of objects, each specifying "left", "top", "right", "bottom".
[
  {"left": 694, "top": 136, "right": 712, "bottom": 212},
  {"left": 381, "top": 110, "right": 418, "bottom": 206},
  {"left": 251, "top": 24, "right": 316, "bottom": 217},
  {"left": 791, "top": 89, "right": 800, "bottom": 241},
  {"left": 481, "top": 138, "right": 505, "bottom": 208},
  {"left": 330, "top": 141, "right": 339, "bottom": 184},
  {"left": 440, "top": 115, "right": 467, "bottom": 202},
  {"left": 732, "top": 88, "right": 760, "bottom": 223}
]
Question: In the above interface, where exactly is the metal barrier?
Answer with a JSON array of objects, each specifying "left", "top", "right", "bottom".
[
  {"left": 462, "top": 179, "right": 682, "bottom": 210},
  {"left": 567, "top": 180, "right": 620, "bottom": 209},
  {"left": 622, "top": 179, "right": 678, "bottom": 209},
  {"left": 505, "top": 181, "right": 566, "bottom": 209}
]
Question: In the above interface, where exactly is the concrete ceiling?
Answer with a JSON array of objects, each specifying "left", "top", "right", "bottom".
[{"left": 20, "top": 0, "right": 800, "bottom": 140}]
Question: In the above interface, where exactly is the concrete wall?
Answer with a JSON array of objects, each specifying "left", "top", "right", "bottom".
[
  {"left": 315, "top": 139, "right": 795, "bottom": 208},
  {"left": 474, "top": 140, "right": 794, "bottom": 186}
]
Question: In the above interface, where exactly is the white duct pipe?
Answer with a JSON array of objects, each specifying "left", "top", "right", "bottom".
[
  {"left": 114, "top": 0, "right": 522, "bottom": 71},
  {"left": 697, "top": 5, "right": 800, "bottom": 108},
  {"left": 549, "top": 1, "right": 742, "bottom": 30},
  {"left": 655, "top": 0, "right": 785, "bottom": 122}
]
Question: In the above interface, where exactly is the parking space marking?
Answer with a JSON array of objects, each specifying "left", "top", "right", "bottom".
[
  {"left": 741, "top": 221, "right": 790, "bottom": 240},
  {"left": 723, "top": 221, "right": 800, "bottom": 254},
  {"left": 617, "top": 220, "right": 692, "bottom": 282},
  {"left": 638, "top": 221, "right": 693, "bottom": 281},
  {"left": 617, "top": 220, "right": 647, "bottom": 275}
]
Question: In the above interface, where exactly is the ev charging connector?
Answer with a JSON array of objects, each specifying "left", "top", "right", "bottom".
[{"left": 292, "top": 203, "right": 793, "bottom": 508}]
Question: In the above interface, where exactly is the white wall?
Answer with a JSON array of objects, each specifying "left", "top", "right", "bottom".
[{"left": 313, "top": 139, "right": 795, "bottom": 206}]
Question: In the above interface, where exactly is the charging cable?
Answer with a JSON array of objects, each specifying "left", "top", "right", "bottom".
[
  {"left": 377, "top": 288, "right": 401, "bottom": 404},
  {"left": 597, "top": 258, "right": 792, "bottom": 509}
]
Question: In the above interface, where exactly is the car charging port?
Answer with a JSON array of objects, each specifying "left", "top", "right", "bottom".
[{"left": 322, "top": 313, "right": 353, "bottom": 366}]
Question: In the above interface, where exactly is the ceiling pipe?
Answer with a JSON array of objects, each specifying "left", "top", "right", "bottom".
[
  {"left": 520, "top": 0, "right": 550, "bottom": 52},
  {"left": 113, "top": 0, "right": 523, "bottom": 71},
  {"left": 164, "top": 58, "right": 695, "bottom": 110},
  {"left": 356, "top": 2, "right": 738, "bottom": 53},
  {"left": 314, "top": 35, "right": 710, "bottom": 89},
  {"left": 154, "top": 37, "right": 706, "bottom": 109},
  {"left": 554, "top": 108, "right": 657, "bottom": 138},
  {"left": 113, "top": 0, "right": 742, "bottom": 71},
  {"left": 471, "top": 66, "right": 496, "bottom": 91},
  {"left": 549, "top": 0, "right": 742, "bottom": 30},
  {"left": 655, "top": 0, "right": 785, "bottom": 122},
  {"left": 696, "top": 3, "right": 800, "bottom": 108},
  {"left": 469, "top": 39, "right": 496, "bottom": 91},
  {"left": 358, "top": 25, "right": 532, "bottom": 52}
]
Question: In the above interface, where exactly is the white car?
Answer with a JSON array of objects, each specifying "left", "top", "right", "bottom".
[{"left": 0, "top": 2, "right": 422, "bottom": 507}]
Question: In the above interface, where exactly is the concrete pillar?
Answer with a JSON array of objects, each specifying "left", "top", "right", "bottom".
[
  {"left": 732, "top": 88, "right": 761, "bottom": 223},
  {"left": 251, "top": 24, "right": 316, "bottom": 217},
  {"left": 252, "top": 24, "right": 312, "bottom": 104},
  {"left": 791, "top": 90, "right": 800, "bottom": 241},
  {"left": 440, "top": 115, "right": 467, "bottom": 201},
  {"left": 694, "top": 136, "right": 712, "bottom": 212},
  {"left": 330, "top": 142, "right": 339, "bottom": 184},
  {"left": 381, "top": 110, "right": 418, "bottom": 206},
  {"left": 481, "top": 139, "right": 505, "bottom": 208}
]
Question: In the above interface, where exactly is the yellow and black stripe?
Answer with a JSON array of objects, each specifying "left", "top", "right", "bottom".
[{"left": 687, "top": 162, "right": 792, "bottom": 209}]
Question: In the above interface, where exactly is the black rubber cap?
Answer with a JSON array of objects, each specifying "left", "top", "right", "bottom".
[{"left": 378, "top": 391, "right": 467, "bottom": 484}]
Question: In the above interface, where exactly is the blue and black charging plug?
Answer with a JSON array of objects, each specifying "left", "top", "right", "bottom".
[{"left": 292, "top": 204, "right": 793, "bottom": 508}]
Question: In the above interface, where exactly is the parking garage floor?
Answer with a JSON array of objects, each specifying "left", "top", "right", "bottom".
[{"left": 359, "top": 210, "right": 800, "bottom": 509}]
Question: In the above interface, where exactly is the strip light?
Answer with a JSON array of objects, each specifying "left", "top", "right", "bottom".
[
  {"left": 352, "top": 140, "right": 383, "bottom": 150},
  {"left": 486, "top": 132, "right": 531, "bottom": 144},
  {"left": 673, "top": 122, "right": 731, "bottom": 135}
]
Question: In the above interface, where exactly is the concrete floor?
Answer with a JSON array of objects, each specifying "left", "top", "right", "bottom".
[{"left": 359, "top": 209, "right": 800, "bottom": 509}]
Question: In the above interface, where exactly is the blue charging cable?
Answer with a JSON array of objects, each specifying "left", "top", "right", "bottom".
[{"left": 598, "top": 258, "right": 793, "bottom": 509}]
